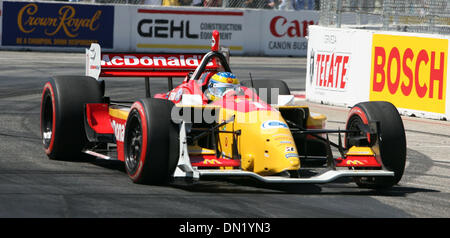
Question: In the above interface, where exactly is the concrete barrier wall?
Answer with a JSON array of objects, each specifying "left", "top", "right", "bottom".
[
  {"left": 306, "top": 25, "right": 450, "bottom": 120},
  {"left": 0, "top": 0, "right": 319, "bottom": 56}
]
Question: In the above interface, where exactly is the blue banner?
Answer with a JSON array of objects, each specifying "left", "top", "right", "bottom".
[{"left": 2, "top": 1, "right": 114, "bottom": 48}]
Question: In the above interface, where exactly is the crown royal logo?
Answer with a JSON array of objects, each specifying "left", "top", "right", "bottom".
[{"left": 17, "top": 3, "right": 102, "bottom": 38}]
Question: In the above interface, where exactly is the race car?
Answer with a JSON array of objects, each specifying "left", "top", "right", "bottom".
[{"left": 40, "top": 30, "right": 406, "bottom": 189}]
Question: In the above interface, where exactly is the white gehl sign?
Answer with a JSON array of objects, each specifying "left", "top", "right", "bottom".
[
  {"left": 306, "top": 25, "right": 450, "bottom": 120},
  {"left": 132, "top": 7, "right": 245, "bottom": 54}
]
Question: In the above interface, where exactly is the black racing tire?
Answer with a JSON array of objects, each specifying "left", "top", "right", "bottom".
[
  {"left": 124, "top": 98, "right": 179, "bottom": 185},
  {"left": 240, "top": 79, "right": 290, "bottom": 104},
  {"left": 345, "top": 101, "right": 407, "bottom": 189},
  {"left": 40, "top": 76, "right": 103, "bottom": 160}
]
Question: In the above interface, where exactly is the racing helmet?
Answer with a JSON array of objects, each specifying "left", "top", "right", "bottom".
[{"left": 207, "top": 72, "right": 240, "bottom": 101}]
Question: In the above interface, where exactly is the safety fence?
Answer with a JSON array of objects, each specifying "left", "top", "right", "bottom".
[
  {"left": 319, "top": 0, "right": 450, "bottom": 35},
  {"left": 0, "top": 0, "right": 319, "bottom": 56},
  {"left": 67, "top": 0, "right": 318, "bottom": 10}
]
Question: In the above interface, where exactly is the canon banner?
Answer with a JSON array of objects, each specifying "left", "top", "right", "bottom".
[
  {"left": 134, "top": 8, "right": 244, "bottom": 53},
  {"left": 1, "top": 1, "right": 114, "bottom": 48},
  {"left": 263, "top": 11, "right": 318, "bottom": 56}
]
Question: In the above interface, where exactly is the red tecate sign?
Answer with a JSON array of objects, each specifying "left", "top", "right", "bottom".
[{"left": 313, "top": 52, "right": 351, "bottom": 91}]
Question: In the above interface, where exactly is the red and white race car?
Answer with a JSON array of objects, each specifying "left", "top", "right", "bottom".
[{"left": 40, "top": 31, "right": 406, "bottom": 188}]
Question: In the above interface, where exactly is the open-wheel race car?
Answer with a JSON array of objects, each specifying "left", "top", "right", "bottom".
[{"left": 40, "top": 30, "right": 406, "bottom": 189}]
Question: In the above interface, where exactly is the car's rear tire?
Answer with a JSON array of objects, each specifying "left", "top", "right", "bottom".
[
  {"left": 240, "top": 79, "right": 290, "bottom": 104},
  {"left": 345, "top": 101, "right": 407, "bottom": 189},
  {"left": 40, "top": 76, "right": 103, "bottom": 160},
  {"left": 124, "top": 98, "right": 179, "bottom": 185}
]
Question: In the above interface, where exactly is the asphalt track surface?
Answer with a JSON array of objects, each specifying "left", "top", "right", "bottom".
[{"left": 0, "top": 51, "right": 449, "bottom": 218}]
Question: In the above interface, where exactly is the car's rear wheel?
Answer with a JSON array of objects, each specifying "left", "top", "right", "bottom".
[
  {"left": 345, "top": 101, "right": 407, "bottom": 189},
  {"left": 40, "top": 76, "right": 103, "bottom": 160},
  {"left": 124, "top": 98, "right": 179, "bottom": 184}
]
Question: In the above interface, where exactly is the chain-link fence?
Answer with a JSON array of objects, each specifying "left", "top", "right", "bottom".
[
  {"left": 319, "top": 0, "right": 450, "bottom": 35},
  {"left": 65, "top": 0, "right": 318, "bottom": 9}
]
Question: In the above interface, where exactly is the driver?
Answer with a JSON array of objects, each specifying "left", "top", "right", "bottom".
[{"left": 206, "top": 72, "right": 241, "bottom": 101}]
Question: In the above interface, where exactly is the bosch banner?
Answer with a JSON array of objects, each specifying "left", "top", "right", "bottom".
[
  {"left": 1, "top": 1, "right": 114, "bottom": 48},
  {"left": 370, "top": 34, "right": 448, "bottom": 114}
]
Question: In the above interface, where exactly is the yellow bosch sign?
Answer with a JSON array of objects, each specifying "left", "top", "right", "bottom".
[{"left": 370, "top": 34, "right": 448, "bottom": 113}]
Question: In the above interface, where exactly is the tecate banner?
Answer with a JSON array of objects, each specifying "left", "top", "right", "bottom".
[
  {"left": 262, "top": 10, "right": 318, "bottom": 56},
  {"left": 1, "top": 1, "right": 114, "bottom": 48},
  {"left": 134, "top": 8, "right": 244, "bottom": 53}
]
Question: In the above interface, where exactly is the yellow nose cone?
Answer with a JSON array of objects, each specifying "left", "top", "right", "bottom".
[{"left": 226, "top": 109, "right": 300, "bottom": 176}]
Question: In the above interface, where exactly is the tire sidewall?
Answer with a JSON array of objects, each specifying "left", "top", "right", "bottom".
[
  {"left": 41, "top": 82, "right": 57, "bottom": 157},
  {"left": 125, "top": 101, "right": 149, "bottom": 182},
  {"left": 124, "top": 98, "right": 178, "bottom": 184}
]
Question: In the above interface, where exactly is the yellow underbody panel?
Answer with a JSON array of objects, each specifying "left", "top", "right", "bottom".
[
  {"left": 346, "top": 146, "right": 375, "bottom": 156},
  {"left": 109, "top": 107, "right": 129, "bottom": 120}
]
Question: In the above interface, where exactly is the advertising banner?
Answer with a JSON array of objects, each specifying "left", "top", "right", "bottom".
[
  {"left": 370, "top": 34, "right": 448, "bottom": 114},
  {"left": 262, "top": 10, "right": 318, "bottom": 56},
  {"left": 306, "top": 25, "right": 450, "bottom": 119},
  {"left": 1, "top": 1, "right": 114, "bottom": 48},
  {"left": 306, "top": 26, "right": 373, "bottom": 107},
  {"left": 133, "top": 8, "right": 244, "bottom": 53}
]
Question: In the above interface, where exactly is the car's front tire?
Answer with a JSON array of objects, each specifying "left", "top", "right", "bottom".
[
  {"left": 345, "top": 101, "right": 407, "bottom": 189},
  {"left": 124, "top": 98, "right": 179, "bottom": 184}
]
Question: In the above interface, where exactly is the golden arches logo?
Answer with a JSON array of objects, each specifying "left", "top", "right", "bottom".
[
  {"left": 17, "top": 3, "right": 102, "bottom": 38},
  {"left": 203, "top": 159, "right": 222, "bottom": 165},
  {"left": 346, "top": 160, "right": 364, "bottom": 166}
]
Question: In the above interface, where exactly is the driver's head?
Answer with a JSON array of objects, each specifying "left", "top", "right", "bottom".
[{"left": 207, "top": 72, "right": 240, "bottom": 101}]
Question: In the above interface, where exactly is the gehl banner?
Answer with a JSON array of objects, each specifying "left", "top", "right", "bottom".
[{"left": 1, "top": 1, "right": 114, "bottom": 48}]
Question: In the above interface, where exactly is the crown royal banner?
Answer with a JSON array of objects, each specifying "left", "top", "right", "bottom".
[{"left": 1, "top": 1, "right": 114, "bottom": 48}]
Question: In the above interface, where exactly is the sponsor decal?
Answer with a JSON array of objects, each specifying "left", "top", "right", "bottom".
[
  {"left": 100, "top": 54, "right": 215, "bottom": 68},
  {"left": 370, "top": 34, "right": 448, "bottom": 113},
  {"left": 273, "top": 134, "right": 292, "bottom": 141},
  {"left": 1, "top": 1, "right": 114, "bottom": 47},
  {"left": 111, "top": 120, "right": 125, "bottom": 142},
  {"left": 285, "top": 146, "right": 295, "bottom": 152},
  {"left": 346, "top": 160, "right": 364, "bottom": 166},
  {"left": 261, "top": 120, "right": 289, "bottom": 129},
  {"left": 279, "top": 141, "right": 292, "bottom": 144},
  {"left": 285, "top": 153, "right": 299, "bottom": 158},
  {"left": 203, "top": 159, "right": 222, "bottom": 165},
  {"left": 312, "top": 51, "right": 351, "bottom": 91},
  {"left": 168, "top": 88, "right": 184, "bottom": 102}
]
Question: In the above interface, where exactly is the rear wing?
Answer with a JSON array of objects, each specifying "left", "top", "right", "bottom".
[
  {"left": 85, "top": 30, "right": 228, "bottom": 80},
  {"left": 86, "top": 46, "right": 219, "bottom": 80}
]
